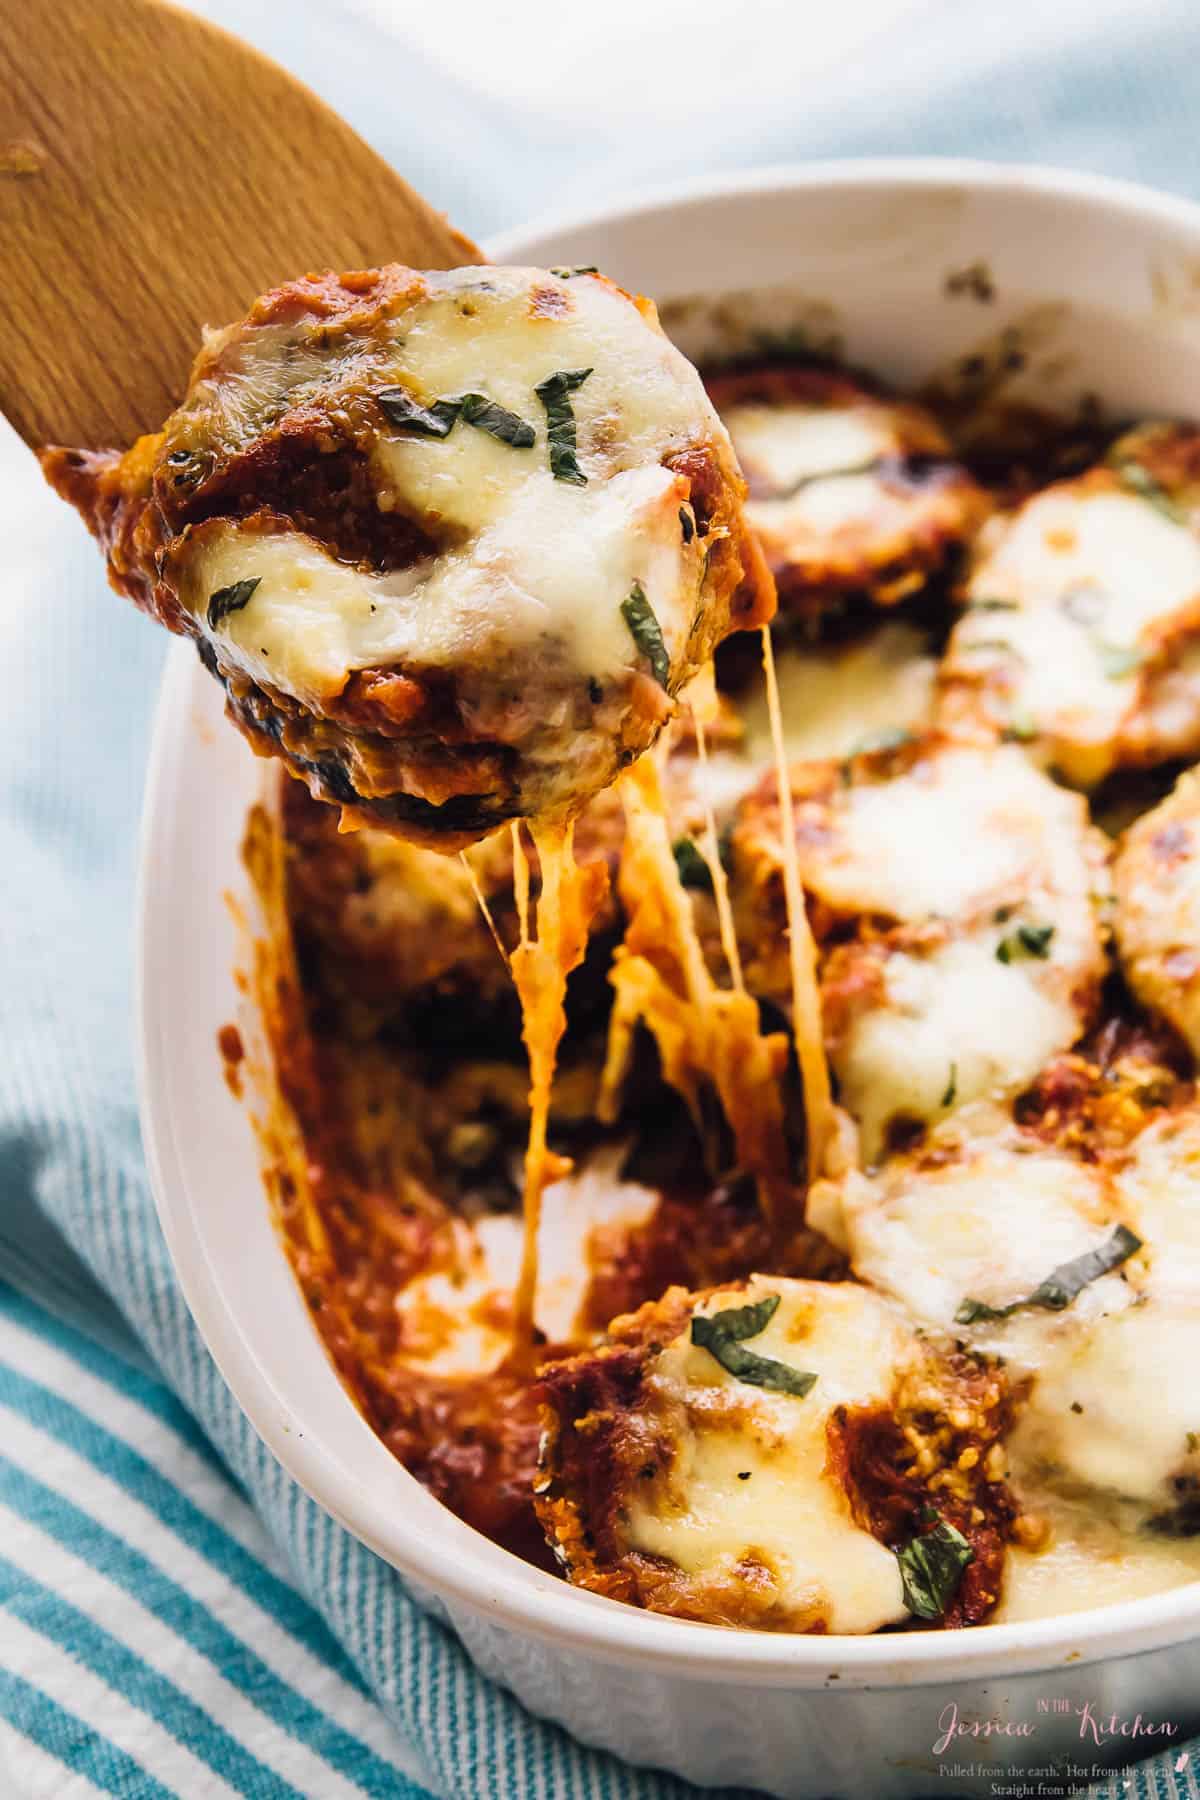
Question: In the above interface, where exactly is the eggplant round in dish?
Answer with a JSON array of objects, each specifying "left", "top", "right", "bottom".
[
  {"left": 44, "top": 264, "right": 772, "bottom": 846},
  {"left": 705, "top": 363, "right": 988, "bottom": 620}
]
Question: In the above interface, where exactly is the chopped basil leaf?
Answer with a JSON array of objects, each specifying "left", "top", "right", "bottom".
[
  {"left": 206, "top": 577, "right": 261, "bottom": 630},
  {"left": 940, "top": 1062, "right": 958, "bottom": 1108},
  {"left": 535, "top": 368, "right": 593, "bottom": 485},
  {"left": 1189, "top": 1431, "right": 1200, "bottom": 1455},
  {"left": 1094, "top": 639, "right": 1145, "bottom": 681},
  {"left": 996, "top": 922, "right": 1055, "bottom": 964},
  {"left": 966, "top": 596, "right": 1020, "bottom": 612},
  {"left": 549, "top": 265, "right": 598, "bottom": 278},
  {"left": 587, "top": 677, "right": 603, "bottom": 705},
  {"left": 897, "top": 1516, "right": 974, "bottom": 1620},
  {"left": 621, "top": 582, "right": 670, "bottom": 688},
  {"left": 1109, "top": 455, "right": 1186, "bottom": 524},
  {"left": 673, "top": 837, "right": 713, "bottom": 892},
  {"left": 377, "top": 387, "right": 461, "bottom": 437},
  {"left": 679, "top": 506, "right": 695, "bottom": 544},
  {"left": 456, "top": 392, "right": 536, "bottom": 448},
  {"left": 954, "top": 1224, "right": 1142, "bottom": 1325},
  {"left": 379, "top": 385, "right": 536, "bottom": 449},
  {"left": 690, "top": 1293, "right": 818, "bottom": 1398}
]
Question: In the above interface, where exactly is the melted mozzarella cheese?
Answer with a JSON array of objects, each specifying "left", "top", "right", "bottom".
[
  {"left": 1011, "top": 1297, "right": 1200, "bottom": 1509},
  {"left": 1113, "top": 771, "right": 1200, "bottom": 1056},
  {"left": 1117, "top": 1109, "right": 1200, "bottom": 1294},
  {"left": 732, "top": 741, "right": 1104, "bottom": 1158},
  {"left": 837, "top": 1127, "right": 1134, "bottom": 1367},
  {"left": 179, "top": 267, "right": 724, "bottom": 709},
  {"left": 721, "top": 402, "right": 892, "bottom": 494},
  {"left": 995, "top": 1492, "right": 1200, "bottom": 1623},
  {"left": 977, "top": 489, "right": 1200, "bottom": 639},
  {"left": 945, "top": 486, "right": 1200, "bottom": 786},
  {"left": 378, "top": 268, "right": 717, "bottom": 482},
  {"left": 752, "top": 470, "right": 919, "bottom": 543},
  {"left": 185, "top": 463, "right": 699, "bottom": 710},
  {"left": 624, "top": 1279, "right": 909, "bottom": 1634},
  {"left": 832, "top": 905, "right": 1099, "bottom": 1164},
  {"left": 804, "top": 745, "right": 1094, "bottom": 924},
  {"left": 722, "top": 397, "right": 951, "bottom": 556},
  {"left": 395, "top": 1148, "right": 659, "bottom": 1375},
  {"left": 736, "top": 624, "right": 937, "bottom": 766}
]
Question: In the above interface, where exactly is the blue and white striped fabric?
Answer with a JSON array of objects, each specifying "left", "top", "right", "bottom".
[
  {"left": 8, "top": 1, "right": 1200, "bottom": 1795},
  {"left": 0, "top": 1288, "right": 433, "bottom": 1800}
]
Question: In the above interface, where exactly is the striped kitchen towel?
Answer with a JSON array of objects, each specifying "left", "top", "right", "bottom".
[
  {"left": 8, "top": 0, "right": 1200, "bottom": 1794},
  {"left": 0, "top": 1287, "right": 433, "bottom": 1800}
]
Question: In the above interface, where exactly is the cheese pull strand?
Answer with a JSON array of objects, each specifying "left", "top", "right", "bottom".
[
  {"left": 459, "top": 849, "right": 510, "bottom": 970},
  {"left": 691, "top": 711, "right": 745, "bottom": 992},
  {"left": 759, "top": 622, "right": 834, "bottom": 1181},
  {"left": 600, "top": 756, "right": 792, "bottom": 1218},
  {"left": 509, "top": 820, "right": 607, "bottom": 1363}
]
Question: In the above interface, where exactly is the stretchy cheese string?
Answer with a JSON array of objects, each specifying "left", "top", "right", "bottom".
[
  {"left": 509, "top": 820, "right": 605, "bottom": 1363},
  {"left": 511, "top": 821, "right": 531, "bottom": 944},
  {"left": 691, "top": 711, "right": 745, "bottom": 993},
  {"left": 600, "top": 756, "right": 791, "bottom": 1217},
  {"left": 759, "top": 622, "right": 833, "bottom": 1181},
  {"left": 459, "top": 848, "right": 510, "bottom": 970}
]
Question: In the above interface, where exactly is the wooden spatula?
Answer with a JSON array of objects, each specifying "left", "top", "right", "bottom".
[{"left": 0, "top": 0, "right": 482, "bottom": 450}]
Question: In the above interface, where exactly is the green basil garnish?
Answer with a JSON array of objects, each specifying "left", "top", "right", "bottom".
[
  {"left": 996, "top": 922, "right": 1055, "bottom": 964},
  {"left": 672, "top": 838, "right": 713, "bottom": 892},
  {"left": 377, "top": 387, "right": 461, "bottom": 437},
  {"left": 535, "top": 368, "right": 593, "bottom": 485},
  {"left": 679, "top": 506, "right": 695, "bottom": 544},
  {"left": 549, "top": 265, "right": 599, "bottom": 278},
  {"left": 966, "top": 596, "right": 1020, "bottom": 612},
  {"left": 940, "top": 1062, "right": 958, "bottom": 1108},
  {"left": 690, "top": 1293, "right": 818, "bottom": 1398},
  {"left": 621, "top": 582, "right": 670, "bottom": 688},
  {"left": 954, "top": 1224, "right": 1142, "bottom": 1325},
  {"left": 1108, "top": 454, "right": 1185, "bottom": 525},
  {"left": 897, "top": 1516, "right": 974, "bottom": 1620},
  {"left": 456, "top": 392, "right": 536, "bottom": 448},
  {"left": 378, "top": 386, "right": 534, "bottom": 448},
  {"left": 206, "top": 577, "right": 261, "bottom": 630}
]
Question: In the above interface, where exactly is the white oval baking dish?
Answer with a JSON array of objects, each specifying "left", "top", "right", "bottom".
[{"left": 137, "top": 160, "right": 1200, "bottom": 1798}]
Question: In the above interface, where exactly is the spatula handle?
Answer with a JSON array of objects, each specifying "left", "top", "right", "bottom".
[{"left": 0, "top": 0, "right": 481, "bottom": 450}]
